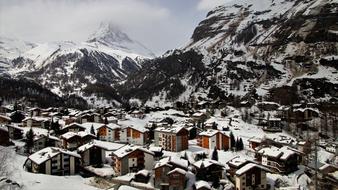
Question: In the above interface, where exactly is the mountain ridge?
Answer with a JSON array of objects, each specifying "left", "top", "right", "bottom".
[
  {"left": 119, "top": 0, "right": 338, "bottom": 107},
  {"left": 0, "top": 23, "right": 155, "bottom": 106}
]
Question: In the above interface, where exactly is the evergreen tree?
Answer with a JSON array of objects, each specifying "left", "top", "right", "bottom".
[
  {"left": 235, "top": 138, "right": 240, "bottom": 151},
  {"left": 51, "top": 119, "right": 61, "bottom": 135},
  {"left": 230, "top": 132, "right": 235, "bottom": 150},
  {"left": 96, "top": 130, "right": 100, "bottom": 140},
  {"left": 211, "top": 147, "right": 218, "bottom": 161},
  {"left": 10, "top": 111, "right": 25, "bottom": 123},
  {"left": 90, "top": 125, "right": 95, "bottom": 135},
  {"left": 212, "top": 122, "right": 218, "bottom": 130},
  {"left": 104, "top": 117, "right": 108, "bottom": 124},
  {"left": 239, "top": 138, "right": 244, "bottom": 150},
  {"left": 25, "top": 128, "right": 34, "bottom": 154}
]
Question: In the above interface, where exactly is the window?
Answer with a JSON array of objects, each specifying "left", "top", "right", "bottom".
[{"left": 252, "top": 174, "right": 255, "bottom": 185}]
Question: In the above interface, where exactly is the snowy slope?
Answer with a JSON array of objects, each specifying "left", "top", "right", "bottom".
[
  {"left": 121, "top": 0, "right": 338, "bottom": 106},
  {"left": 0, "top": 23, "right": 155, "bottom": 105},
  {"left": 87, "top": 22, "right": 155, "bottom": 58},
  {"left": 0, "top": 36, "right": 36, "bottom": 73}
]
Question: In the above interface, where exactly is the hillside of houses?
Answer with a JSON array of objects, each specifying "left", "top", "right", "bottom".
[{"left": 0, "top": 101, "right": 337, "bottom": 190}]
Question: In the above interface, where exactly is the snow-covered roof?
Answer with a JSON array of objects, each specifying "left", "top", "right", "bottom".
[
  {"left": 167, "top": 168, "right": 187, "bottom": 176},
  {"left": 294, "top": 107, "right": 319, "bottom": 113},
  {"left": 248, "top": 137, "right": 263, "bottom": 143},
  {"left": 22, "top": 117, "right": 49, "bottom": 122},
  {"left": 78, "top": 140, "right": 125, "bottom": 152},
  {"left": 149, "top": 146, "right": 163, "bottom": 152},
  {"left": 48, "top": 135, "right": 60, "bottom": 141},
  {"left": 195, "top": 180, "right": 211, "bottom": 190},
  {"left": 107, "top": 116, "right": 118, "bottom": 121},
  {"left": 7, "top": 124, "right": 24, "bottom": 131},
  {"left": 258, "top": 146, "right": 300, "bottom": 160},
  {"left": 63, "top": 122, "right": 86, "bottom": 130},
  {"left": 268, "top": 117, "right": 281, "bottom": 121},
  {"left": 61, "top": 131, "right": 94, "bottom": 140},
  {"left": 155, "top": 126, "right": 186, "bottom": 134},
  {"left": 277, "top": 105, "right": 290, "bottom": 111},
  {"left": 154, "top": 156, "right": 189, "bottom": 169},
  {"left": 298, "top": 141, "right": 308, "bottom": 145},
  {"left": 258, "top": 146, "right": 283, "bottom": 158},
  {"left": 235, "top": 163, "right": 270, "bottom": 176},
  {"left": 135, "top": 169, "right": 150, "bottom": 177},
  {"left": 106, "top": 123, "right": 120, "bottom": 130},
  {"left": 28, "top": 147, "right": 80, "bottom": 165},
  {"left": 199, "top": 129, "right": 218, "bottom": 137},
  {"left": 112, "top": 145, "right": 154, "bottom": 159},
  {"left": 193, "top": 159, "right": 224, "bottom": 169},
  {"left": 192, "top": 112, "right": 205, "bottom": 117},
  {"left": 0, "top": 125, "right": 8, "bottom": 132},
  {"left": 80, "top": 122, "right": 105, "bottom": 133},
  {"left": 119, "top": 118, "right": 148, "bottom": 133},
  {"left": 34, "top": 134, "right": 60, "bottom": 142},
  {"left": 329, "top": 170, "right": 338, "bottom": 180},
  {"left": 257, "top": 101, "right": 280, "bottom": 106},
  {"left": 319, "top": 164, "right": 338, "bottom": 171},
  {"left": 227, "top": 157, "right": 249, "bottom": 167},
  {"left": 0, "top": 114, "right": 11, "bottom": 121},
  {"left": 199, "top": 129, "right": 229, "bottom": 137},
  {"left": 29, "top": 107, "right": 41, "bottom": 111},
  {"left": 131, "top": 110, "right": 143, "bottom": 114}
]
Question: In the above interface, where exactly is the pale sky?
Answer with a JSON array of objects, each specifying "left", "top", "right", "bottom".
[{"left": 0, "top": 0, "right": 232, "bottom": 55}]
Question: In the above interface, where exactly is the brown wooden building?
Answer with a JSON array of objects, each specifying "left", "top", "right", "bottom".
[
  {"left": 154, "top": 126, "right": 189, "bottom": 152},
  {"left": 197, "top": 129, "right": 230, "bottom": 150}
]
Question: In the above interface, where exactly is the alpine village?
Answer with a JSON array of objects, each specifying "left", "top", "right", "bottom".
[{"left": 0, "top": 0, "right": 338, "bottom": 190}]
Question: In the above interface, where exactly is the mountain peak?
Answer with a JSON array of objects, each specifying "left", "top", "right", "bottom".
[
  {"left": 87, "top": 22, "right": 155, "bottom": 58},
  {"left": 87, "top": 22, "right": 132, "bottom": 45}
]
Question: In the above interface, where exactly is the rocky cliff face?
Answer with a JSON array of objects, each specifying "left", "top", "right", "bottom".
[{"left": 121, "top": 0, "right": 338, "bottom": 106}]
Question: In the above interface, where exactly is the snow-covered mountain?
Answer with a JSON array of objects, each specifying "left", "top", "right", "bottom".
[
  {"left": 87, "top": 23, "right": 155, "bottom": 58},
  {"left": 1, "top": 23, "right": 155, "bottom": 106},
  {"left": 0, "top": 36, "right": 36, "bottom": 73},
  {"left": 120, "top": 0, "right": 338, "bottom": 106}
]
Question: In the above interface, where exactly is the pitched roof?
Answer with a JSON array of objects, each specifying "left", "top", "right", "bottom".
[
  {"left": 78, "top": 140, "right": 125, "bottom": 152},
  {"left": 22, "top": 117, "right": 49, "bottom": 122},
  {"left": 80, "top": 122, "right": 105, "bottom": 133},
  {"left": 112, "top": 145, "right": 154, "bottom": 159},
  {"left": 119, "top": 118, "right": 148, "bottom": 133},
  {"left": 28, "top": 147, "right": 80, "bottom": 165},
  {"left": 106, "top": 123, "right": 121, "bottom": 130},
  {"left": 135, "top": 169, "right": 150, "bottom": 177},
  {"left": 0, "top": 115, "right": 11, "bottom": 121},
  {"left": 193, "top": 159, "right": 224, "bottom": 169},
  {"left": 227, "top": 157, "right": 249, "bottom": 167},
  {"left": 63, "top": 123, "right": 86, "bottom": 130},
  {"left": 167, "top": 168, "right": 187, "bottom": 176},
  {"left": 199, "top": 129, "right": 229, "bottom": 137},
  {"left": 235, "top": 163, "right": 270, "bottom": 176},
  {"left": 257, "top": 146, "right": 300, "bottom": 160},
  {"left": 195, "top": 180, "right": 211, "bottom": 190},
  {"left": 154, "top": 126, "right": 186, "bottom": 134},
  {"left": 61, "top": 131, "right": 94, "bottom": 140}
]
